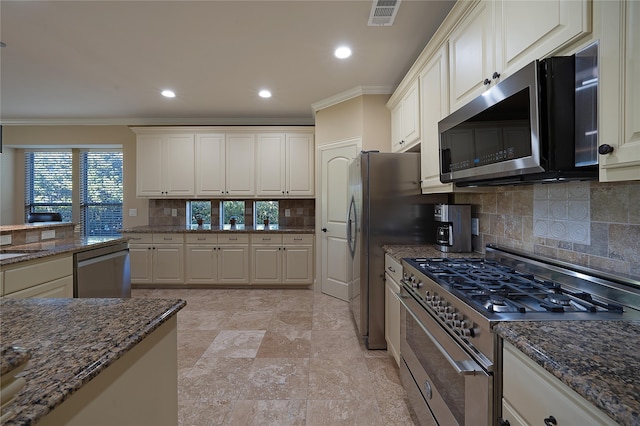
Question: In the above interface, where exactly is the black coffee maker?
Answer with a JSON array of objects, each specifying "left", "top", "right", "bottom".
[{"left": 435, "top": 204, "right": 471, "bottom": 252}]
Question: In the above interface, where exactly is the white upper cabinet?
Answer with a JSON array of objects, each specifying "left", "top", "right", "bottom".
[
  {"left": 225, "top": 134, "right": 255, "bottom": 196},
  {"left": 256, "top": 132, "right": 315, "bottom": 197},
  {"left": 419, "top": 45, "right": 453, "bottom": 194},
  {"left": 391, "top": 79, "right": 421, "bottom": 152},
  {"left": 195, "top": 133, "right": 226, "bottom": 196},
  {"left": 136, "top": 133, "right": 195, "bottom": 197},
  {"left": 598, "top": 0, "right": 640, "bottom": 182},
  {"left": 495, "top": 0, "right": 590, "bottom": 79},
  {"left": 448, "top": 0, "right": 496, "bottom": 112}
]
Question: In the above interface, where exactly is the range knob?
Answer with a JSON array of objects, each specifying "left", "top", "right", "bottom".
[
  {"left": 424, "top": 291, "right": 432, "bottom": 301},
  {"left": 412, "top": 280, "right": 423, "bottom": 289}
]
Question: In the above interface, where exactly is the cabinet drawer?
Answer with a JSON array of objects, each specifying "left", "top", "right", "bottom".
[
  {"left": 152, "top": 234, "right": 184, "bottom": 244},
  {"left": 185, "top": 234, "right": 217, "bottom": 244},
  {"left": 283, "top": 234, "right": 313, "bottom": 245},
  {"left": 4, "top": 256, "right": 73, "bottom": 295},
  {"left": 384, "top": 254, "right": 403, "bottom": 283},
  {"left": 250, "top": 234, "right": 282, "bottom": 245},
  {"left": 126, "top": 233, "right": 153, "bottom": 244},
  {"left": 218, "top": 234, "right": 249, "bottom": 245}
]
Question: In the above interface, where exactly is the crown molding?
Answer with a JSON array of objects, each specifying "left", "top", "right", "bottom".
[
  {"left": 0, "top": 116, "right": 315, "bottom": 126},
  {"left": 311, "top": 86, "right": 393, "bottom": 113}
]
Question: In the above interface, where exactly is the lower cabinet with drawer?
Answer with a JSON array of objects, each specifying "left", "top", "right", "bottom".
[
  {"left": 251, "top": 234, "right": 314, "bottom": 285},
  {"left": 2, "top": 254, "right": 74, "bottom": 298},
  {"left": 185, "top": 233, "right": 250, "bottom": 285},
  {"left": 501, "top": 340, "right": 615, "bottom": 426},
  {"left": 129, "top": 233, "right": 184, "bottom": 285},
  {"left": 384, "top": 254, "right": 402, "bottom": 366}
]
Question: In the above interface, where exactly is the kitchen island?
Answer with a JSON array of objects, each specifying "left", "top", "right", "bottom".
[{"left": 0, "top": 297, "right": 185, "bottom": 425}]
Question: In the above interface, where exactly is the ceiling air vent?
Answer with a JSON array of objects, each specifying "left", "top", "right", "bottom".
[{"left": 368, "top": 0, "right": 402, "bottom": 26}]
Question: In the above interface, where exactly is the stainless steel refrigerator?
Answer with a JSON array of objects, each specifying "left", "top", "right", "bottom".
[{"left": 347, "top": 151, "right": 445, "bottom": 349}]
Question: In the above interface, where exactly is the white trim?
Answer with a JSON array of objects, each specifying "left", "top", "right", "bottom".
[
  {"left": 312, "top": 86, "right": 393, "bottom": 113},
  {"left": 0, "top": 116, "right": 315, "bottom": 126}
]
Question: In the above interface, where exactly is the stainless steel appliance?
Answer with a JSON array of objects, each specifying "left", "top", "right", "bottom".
[
  {"left": 347, "top": 151, "right": 445, "bottom": 349},
  {"left": 399, "top": 244, "right": 640, "bottom": 425},
  {"left": 74, "top": 242, "right": 131, "bottom": 298},
  {"left": 438, "top": 43, "right": 599, "bottom": 187},
  {"left": 434, "top": 204, "right": 471, "bottom": 253}
]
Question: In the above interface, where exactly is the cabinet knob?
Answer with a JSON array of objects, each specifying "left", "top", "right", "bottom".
[
  {"left": 321, "top": 228, "right": 328, "bottom": 232},
  {"left": 492, "top": 71, "right": 501, "bottom": 80},
  {"left": 544, "top": 416, "right": 557, "bottom": 426},
  {"left": 598, "top": 144, "right": 614, "bottom": 155},
  {"left": 498, "top": 419, "right": 511, "bottom": 426},
  {"left": 483, "top": 78, "right": 491, "bottom": 86}
]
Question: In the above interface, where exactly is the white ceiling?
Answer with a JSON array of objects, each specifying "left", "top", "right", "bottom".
[{"left": 0, "top": 0, "right": 455, "bottom": 126}]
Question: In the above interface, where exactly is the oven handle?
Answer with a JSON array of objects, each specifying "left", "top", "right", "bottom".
[{"left": 398, "top": 293, "right": 484, "bottom": 376}]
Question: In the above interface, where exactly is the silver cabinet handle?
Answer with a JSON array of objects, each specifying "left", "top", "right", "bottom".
[{"left": 387, "top": 266, "right": 396, "bottom": 273}]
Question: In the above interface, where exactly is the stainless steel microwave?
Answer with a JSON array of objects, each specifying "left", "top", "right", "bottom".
[{"left": 438, "top": 44, "right": 599, "bottom": 186}]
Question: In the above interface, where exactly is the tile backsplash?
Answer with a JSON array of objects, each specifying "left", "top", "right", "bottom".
[
  {"left": 148, "top": 199, "right": 315, "bottom": 228},
  {"left": 453, "top": 181, "right": 640, "bottom": 278}
]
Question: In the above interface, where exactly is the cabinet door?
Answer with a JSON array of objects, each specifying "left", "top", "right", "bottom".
[
  {"left": 496, "top": 0, "right": 590, "bottom": 79},
  {"left": 256, "top": 134, "right": 286, "bottom": 197},
  {"left": 286, "top": 133, "right": 315, "bottom": 196},
  {"left": 129, "top": 244, "right": 153, "bottom": 284},
  {"left": 391, "top": 103, "right": 403, "bottom": 152},
  {"left": 391, "top": 81, "right": 421, "bottom": 152},
  {"left": 420, "top": 45, "right": 454, "bottom": 194},
  {"left": 384, "top": 274, "right": 401, "bottom": 366},
  {"left": 282, "top": 241, "right": 313, "bottom": 284},
  {"left": 163, "top": 134, "right": 195, "bottom": 196},
  {"left": 153, "top": 244, "right": 184, "bottom": 284},
  {"left": 136, "top": 135, "right": 164, "bottom": 197},
  {"left": 599, "top": 1, "right": 640, "bottom": 182},
  {"left": 226, "top": 134, "right": 255, "bottom": 196},
  {"left": 196, "top": 133, "right": 226, "bottom": 196},
  {"left": 217, "top": 245, "right": 250, "bottom": 284},
  {"left": 185, "top": 245, "right": 218, "bottom": 284},
  {"left": 251, "top": 245, "right": 282, "bottom": 283},
  {"left": 449, "top": 0, "right": 495, "bottom": 112}
]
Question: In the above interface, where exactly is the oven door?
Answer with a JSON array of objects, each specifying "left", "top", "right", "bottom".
[{"left": 399, "top": 288, "right": 492, "bottom": 426}]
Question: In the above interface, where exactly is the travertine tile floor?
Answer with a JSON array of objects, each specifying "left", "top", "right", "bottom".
[{"left": 132, "top": 288, "right": 417, "bottom": 425}]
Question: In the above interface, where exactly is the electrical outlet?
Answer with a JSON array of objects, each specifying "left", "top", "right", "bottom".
[
  {"left": 471, "top": 218, "right": 479, "bottom": 236},
  {"left": 285, "top": 209, "right": 291, "bottom": 217},
  {"left": 0, "top": 235, "right": 12, "bottom": 245},
  {"left": 41, "top": 230, "right": 56, "bottom": 240},
  {"left": 129, "top": 208, "right": 137, "bottom": 217},
  {"left": 171, "top": 209, "right": 177, "bottom": 217}
]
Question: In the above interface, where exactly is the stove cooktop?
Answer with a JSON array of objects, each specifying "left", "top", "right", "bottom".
[{"left": 404, "top": 258, "right": 626, "bottom": 316}]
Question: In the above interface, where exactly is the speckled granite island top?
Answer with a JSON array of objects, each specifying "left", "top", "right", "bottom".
[
  {"left": 494, "top": 321, "right": 640, "bottom": 425},
  {"left": 0, "top": 297, "right": 186, "bottom": 426}
]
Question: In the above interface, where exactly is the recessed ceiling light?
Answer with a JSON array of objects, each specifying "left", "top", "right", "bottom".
[
  {"left": 161, "top": 89, "right": 176, "bottom": 98},
  {"left": 334, "top": 46, "right": 352, "bottom": 59},
  {"left": 259, "top": 90, "right": 272, "bottom": 98}
]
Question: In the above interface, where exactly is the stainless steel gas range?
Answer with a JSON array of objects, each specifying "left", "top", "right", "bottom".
[{"left": 398, "top": 244, "right": 640, "bottom": 426}]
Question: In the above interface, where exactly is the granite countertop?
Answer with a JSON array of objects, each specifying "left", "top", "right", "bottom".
[
  {"left": 0, "top": 222, "right": 74, "bottom": 233},
  {"left": 121, "top": 225, "right": 315, "bottom": 234},
  {"left": 0, "top": 236, "right": 127, "bottom": 266},
  {"left": 494, "top": 321, "right": 640, "bottom": 425},
  {"left": 382, "top": 244, "right": 482, "bottom": 262},
  {"left": 0, "top": 297, "right": 186, "bottom": 426}
]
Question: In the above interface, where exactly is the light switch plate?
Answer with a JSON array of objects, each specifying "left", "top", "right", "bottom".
[
  {"left": 129, "top": 208, "right": 138, "bottom": 217},
  {"left": 285, "top": 209, "right": 291, "bottom": 217},
  {"left": 0, "top": 235, "right": 12, "bottom": 245},
  {"left": 41, "top": 230, "right": 56, "bottom": 240},
  {"left": 171, "top": 209, "right": 177, "bottom": 217}
]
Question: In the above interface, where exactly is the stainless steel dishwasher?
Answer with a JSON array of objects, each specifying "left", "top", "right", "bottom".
[{"left": 74, "top": 242, "right": 131, "bottom": 298}]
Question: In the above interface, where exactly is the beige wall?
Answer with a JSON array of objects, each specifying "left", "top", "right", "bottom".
[
  {"left": 315, "top": 94, "right": 391, "bottom": 151},
  {"left": 0, "top": 125, "right": 147, "bottom": 228}
]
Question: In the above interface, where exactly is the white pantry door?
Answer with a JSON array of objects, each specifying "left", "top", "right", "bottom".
[{"left": 318, "top": 139, "right": 360, "bottom": 301}]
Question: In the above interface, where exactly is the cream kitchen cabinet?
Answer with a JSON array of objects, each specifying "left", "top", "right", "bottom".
[
  {"left": 2, "top": 254, "right": 73, "bottom": 298},
  {"left": 224, "top": 134, "right": 256, "bottom": 197},
  {"left": 384, "top": 254, "right": 402, "bottom": 366},
  {"left": 391, "top": 79, "right": 420, "bottom": 152},
  {"left": 500, "top": 340, "right": 615, "bottom": 426},
  {"left": 195, "top": 133, "right": 226, "bottom": 196},
  {"left": 185, "top": 233, "right": 250, "bottom": 285},
  {"left": 129, "top": 233, "right": 184, "bottom": 285},
  {"left": 256, "top": 133, "right": 314, "bottom": 197},
  {"left": 135, "top": 133, "right": 195, "bottom": 197},
  {"left": 598, "top": 0, "right": 640, "bottom": 182},
  {"left": 251, "top": 234, "right": 314, "bottom": 285}
]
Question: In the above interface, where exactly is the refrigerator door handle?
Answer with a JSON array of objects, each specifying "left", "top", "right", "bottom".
[{"left": 347, "top": 195, "right": 357, "bottom": 257}]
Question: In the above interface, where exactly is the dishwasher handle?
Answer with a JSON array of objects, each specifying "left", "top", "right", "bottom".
[{"left": 76, "top": 249, "right": 129, "bottom": 268}]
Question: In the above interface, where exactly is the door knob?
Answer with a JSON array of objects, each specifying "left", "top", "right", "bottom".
[{"left": 321, "top": 228, "right": 328, "bottom": 232}]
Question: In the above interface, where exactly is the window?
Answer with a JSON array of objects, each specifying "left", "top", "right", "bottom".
[
  {"left": 188, "top": 201, "right": 211, "bottom": 226},
  {"left": 25, "top": 151, "right": 73, "bottom": 221},
  {"left": 221, "top": 201, "right": 245, "bottom": 225},
  {"left": 255, "top": 201, "right": 279, "bottom": 225},
  {"left": 25, "top": 150, "right": 123, "bottom": 237}
]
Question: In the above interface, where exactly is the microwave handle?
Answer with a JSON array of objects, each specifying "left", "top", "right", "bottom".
[{"left": 398, "top": 294, "right": 484, "bottom": 376}]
